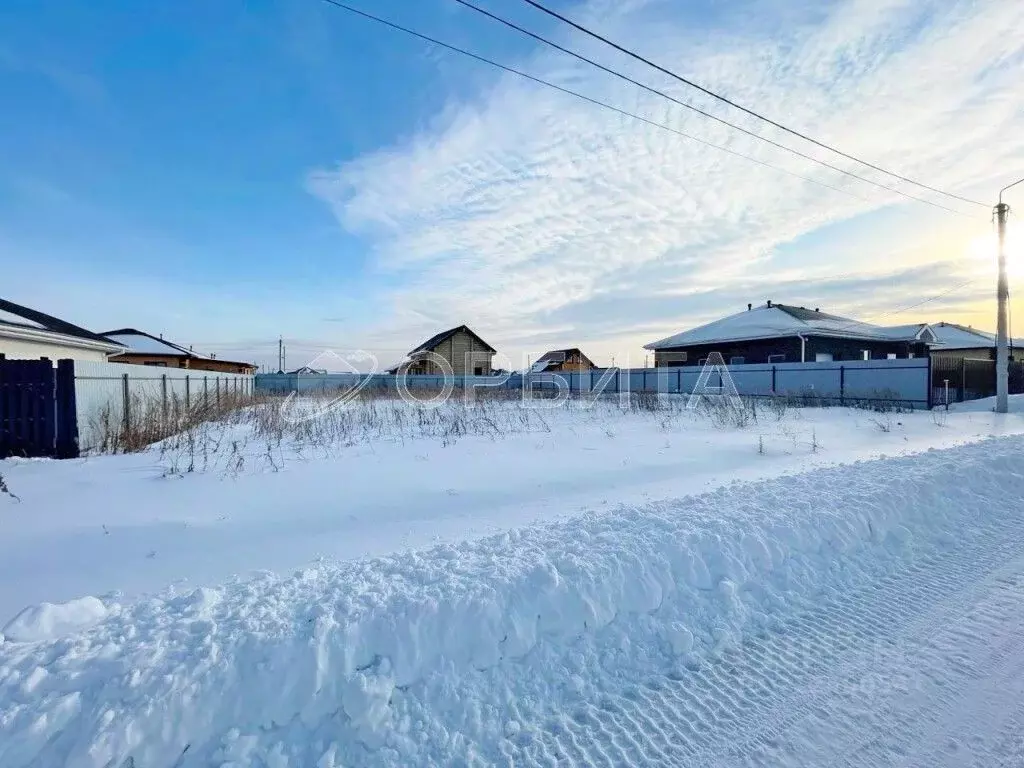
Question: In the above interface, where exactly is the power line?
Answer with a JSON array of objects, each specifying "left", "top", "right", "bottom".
[
  {"left": 317, "top": 0, "right": 969, "bottom": 214},
  {"left": 450, "top": 0, "right": 977, "bottom": 218},
  {"left": 516, "top": 0, "right": 988, "bottom": 209}
]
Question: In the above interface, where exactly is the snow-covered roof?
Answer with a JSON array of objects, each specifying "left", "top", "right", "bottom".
[
  {"left": 530, "top": 359, "right": 557, "bottom": 373},
  {"left": 645, "top": 303, "right": 928, "bottom": 350},
  {"left": 0, "top": 298, "right": 125, "bottom": 352},
  {"left": 102, "top": 329, "right": 199, "bottom": 357},
  {"left": 929, "top": 322, "right": 1024, "bottom": 350}
]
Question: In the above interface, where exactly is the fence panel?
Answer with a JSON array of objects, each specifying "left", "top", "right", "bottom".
[
  {"left": 255, "top": 359, "right": 931, "bottom": 407},
  {"left": 0, "top": 359, "right": 57, "bottom": 458},
  {"left": 73, "top": 361, "right": 254, "bottom": 453}
]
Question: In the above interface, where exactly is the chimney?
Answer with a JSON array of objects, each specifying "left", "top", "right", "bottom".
[
  {"left": 747, "top": 303, "right": 752, "bottom": 311},
  {"left": 766, "top": 299, "right": 772, "bottom": 308}
]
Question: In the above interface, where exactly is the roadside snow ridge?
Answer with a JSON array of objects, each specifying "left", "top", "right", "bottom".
[{"left": 1, "top": 438, "right": 1023, "bottom": 766}]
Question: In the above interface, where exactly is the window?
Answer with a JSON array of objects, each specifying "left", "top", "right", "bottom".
[
  {"left": 698, "top": 358, "right": 707, "bottom": 366},
  {"left": 908, "top": 352, "right": 915, "bottom": 359},
  {"left": 474, "top": 366, "right": 483, "bottom": 376},
  {"left": 886, "top": 353, "right": 897, "bottom": 360},
  {"left": 815, "top": 353, "right": 833, "bottom": 362},
  {"left": 862, "top": 350, "right": 870, "bottom": 361},
  {"left": 768, "top": 354, "right": 786, "bottom": 363},
  {"left": 659, "top": 351, "right": 687, "bottom": 367},
  {"left": 729, "top": 356, "right": 745, "bottom": 365},
  {"left": 144, "top": 361, "right": 168, "bottom": 367}
]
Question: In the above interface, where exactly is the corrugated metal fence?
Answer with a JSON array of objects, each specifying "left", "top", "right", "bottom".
[
  {"left": 256, "top": 358, "right": 932, "bottom": 407},
  {"left": 73, "top": 361, "right": 254, "bottom": 453}
]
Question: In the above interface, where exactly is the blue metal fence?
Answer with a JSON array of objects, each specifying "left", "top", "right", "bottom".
[{"left": 256, "top": 358, "right": 932, "bottom": 408}]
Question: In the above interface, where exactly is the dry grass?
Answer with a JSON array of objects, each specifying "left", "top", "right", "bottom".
[{"left": 87, "top": 391, "right": 258, "bottom": 454}]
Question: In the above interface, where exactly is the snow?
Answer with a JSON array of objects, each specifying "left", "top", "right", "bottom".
[
  {"left": 1, "top": 433, "right": 1024, "bottom": 766},
  {"left": 2, "top": 597, "right": 109, "bottom": 643},
  {"left": 102, "top": 332, "right": 197, "bottom": 357},
  {"left": 644, "top": 303, "right": 924, "bottom": 349},
  {"left": 930, "top": 320, "right": 1024, "bottom": 349},
  {"left": 3, "top": 395, "right": 1024, "bottom": 765},
  {"left": 2, "top": 398, "right": 1024, "bottom": 620}
]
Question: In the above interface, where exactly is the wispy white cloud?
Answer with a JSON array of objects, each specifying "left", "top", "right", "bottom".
[{"left": 308, "top": 0, "right": 1024, "bottom": 365}]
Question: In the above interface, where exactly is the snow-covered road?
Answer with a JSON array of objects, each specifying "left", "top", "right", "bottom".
[{"left": 2, "top": 433, "right": 1023, "bottom": 767}]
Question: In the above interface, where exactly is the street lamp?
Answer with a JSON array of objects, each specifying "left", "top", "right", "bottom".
[{"left": 995, "top": 177, "right": 1024, "bottom": 413}]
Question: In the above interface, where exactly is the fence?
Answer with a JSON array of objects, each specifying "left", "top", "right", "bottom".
[
  {"left": 256, "top": 358, "right": 933, "bottom": 408},
  {"left": 0, "top": 358, "right": 78, "bottom": 459},
  {"left": 74, "top": 361, "right": 254, "bottom": 453},
  {"left": 930, "top": 357, "right": 1024, "bottom": 406}
]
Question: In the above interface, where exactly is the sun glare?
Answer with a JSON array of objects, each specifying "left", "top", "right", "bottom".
[{"left": 966, "top": 229, "right": 1021, "bottom": 277}]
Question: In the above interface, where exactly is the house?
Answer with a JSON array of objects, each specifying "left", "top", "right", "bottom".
[
  {"left": 102, "top": 328, "right": 256, "bottom": 374},
  {"left": 645, "top": 301, "right": 936, "bottom": 366},
  {"left": 530, "top": 348, "right": 596, "bottom": 373},
  {"left": 926, "top": 322, "right": 1023, "bottom": 362},
  {"left": 395, "top": 325, "right": 496, "bottom": 376},
  {"left": 0, "top": 297, "right": 125, "bottom": 363},
  {"left": 288, "top": 366, "right": 328, "bottom": 375}
]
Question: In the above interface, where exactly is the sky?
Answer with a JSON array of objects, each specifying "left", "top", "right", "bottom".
[{"left": 2, "top": 0, "right": 1023, "bottom": 372}]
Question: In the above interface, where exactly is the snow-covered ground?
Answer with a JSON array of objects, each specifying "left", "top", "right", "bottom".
[
  {"left": 1, "top": 395, "right": 1022, "bottom": 620},
  {"left": 2, "top": 394, "right": 1024, "bottom": 766}
]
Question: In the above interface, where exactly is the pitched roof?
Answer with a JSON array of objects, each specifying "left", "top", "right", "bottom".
[
  {"left": 645, "top": 303, "right": 931, "bottom": 350},
  {"left": 929, "top": 321, "right": 1024, "bottom": 350},
  {"left": 409, "top": 325, "right": 496, "bottom": 355},
  {"left": 102, "top": 328, "right": 196, "bottom": 357},
  {"left": 532, "top": 347, "right": 596, "bottom": 371},
  {"left": 1, "top": 297, "right": 123, "bottom": 348},
  {"left": 101, "top": 328, "right": 255, "bottom": 366}
]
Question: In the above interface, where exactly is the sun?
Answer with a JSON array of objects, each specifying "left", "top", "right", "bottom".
[{"left": 966, "top": 228, "right": 1021, "bottom": 278}]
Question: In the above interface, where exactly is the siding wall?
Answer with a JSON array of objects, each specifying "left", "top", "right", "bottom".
[
  {"left": 655, "top": 336, "right": 928, "bottom": 366},
  {"left": 0, "top": 336, "right": 111, "bottom": 363}
]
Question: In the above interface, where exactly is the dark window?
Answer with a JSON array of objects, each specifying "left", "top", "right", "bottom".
[
  {"left": 698, "top": 358, "right": 708, "bottom": 366},
  {"left": 768, "top": 354, "right": 786, "bottom": 363},
  {"left": 144, "top": 361, "right": 168, "bottom": 367},
  {"left": 729, "top": 356, "right": 745, "bottom": 365},
  {"left": 474, "top": 366, "right": 483, "bottom": 375}
]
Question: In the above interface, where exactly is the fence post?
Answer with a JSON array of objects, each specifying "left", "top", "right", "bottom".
[
  {"left": 122, "top": 373, "right": 131, "bottom": 436},
  {"left": 216, "top": 378, "right": 221, "bottom": 406},
  {"left": 771, "top": 365, "right": 777, "bottom": 394},
  {"left": 161, "top": 373, "right": 168, "bottom": 424},
  {"left": 642, "top": 368, "right": 647, "bottom": 392},
  {"left": 927, "top": 355, "right": 934, "bottom": 410},
  {"left": 204, "top": 376, "right": 208, "bottom": 407},
  {"left": 840, "top": 365, "right": 845, "bottom": 406},
  {"left": 54, "top": 359, "right": 79, "bottom": 459},
  {"left": 185, "top": 375, "right": 191, "bottom": 407},
  {"left": 960, "top": 358, "right": 966, "bottom": 402}
]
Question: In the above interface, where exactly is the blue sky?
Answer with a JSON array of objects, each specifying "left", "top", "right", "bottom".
[{"left": 2, "top": 0, "right": 1023, "bottom": 371}]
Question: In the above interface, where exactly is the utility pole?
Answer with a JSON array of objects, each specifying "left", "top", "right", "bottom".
[
  {"left": 996, "top": 200, "right": 1010, "bottom": 413},
  {"left": 278, "top": 336, "right": 283, "bottom": 374},
  {"left": 995, "top": 176, "right": 1024, "bottom": 414}
]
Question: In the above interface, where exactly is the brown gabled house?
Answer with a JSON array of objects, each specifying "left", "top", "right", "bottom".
[
  {"left": 531, "top": 348, "right": 596, "bottom": 372},
  {"left": 394, "top": 325, "right": 497, "bottom": 376},
  {"left": 102, "top": 328, "right": 256, "bottom": 375}
]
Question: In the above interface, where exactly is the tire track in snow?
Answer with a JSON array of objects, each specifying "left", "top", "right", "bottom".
[{"left": 507, "top": 512, "right": 1024, "bottom": 767}]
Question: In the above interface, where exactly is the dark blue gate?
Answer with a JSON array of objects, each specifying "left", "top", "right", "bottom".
[{"left": 0, "top": 358, "right": 79, "bottom": 459}]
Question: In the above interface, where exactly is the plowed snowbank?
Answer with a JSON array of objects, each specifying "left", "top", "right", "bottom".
[{"left": 2, "top": 436, "right": 1022, "bottom": 767}]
